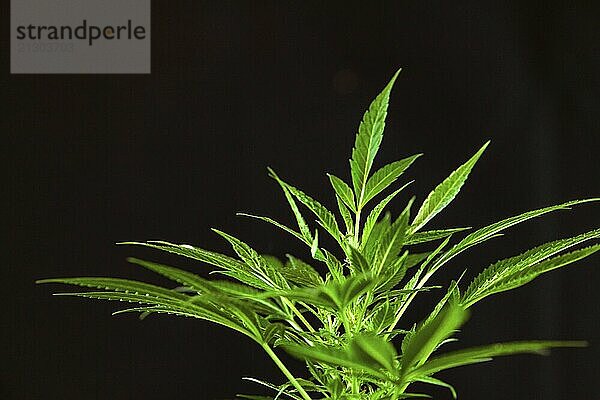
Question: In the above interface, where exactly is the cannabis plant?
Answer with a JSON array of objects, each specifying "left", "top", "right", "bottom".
[{"left": 39, "top": 70, "right": 599, "bottom": 399}]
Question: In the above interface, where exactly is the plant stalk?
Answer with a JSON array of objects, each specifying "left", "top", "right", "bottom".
[
  {"left": 282, "top": 297, "right": 316, "bottom": 333},
  {"left": 354, "top": 208, "right": 362, "bottom": 245},
  {"left": 261, "top": 343, "right": 312, "bottom": 400},
  {"left": 387, "top": 268, "right": 435, "bottom": 334}
]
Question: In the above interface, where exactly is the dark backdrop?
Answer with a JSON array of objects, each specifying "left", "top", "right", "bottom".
[{"left": 3, "top": 2, "right": 599, "bottom": 399}]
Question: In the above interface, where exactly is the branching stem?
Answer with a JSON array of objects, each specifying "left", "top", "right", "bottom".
[
  {"left": 282, "top": 297, "right": 316, "bottom": 333},
  {"left": 387, "top": 268, "right": 435, "bottom": 334},
  {"left": 354, "top": 208, "right": 362, "bottom": 245},
  {"left": 262, "top": 343, "right": 312, "bottom": 400}
]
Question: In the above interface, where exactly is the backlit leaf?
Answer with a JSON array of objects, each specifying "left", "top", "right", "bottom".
[{"left": 411, "top": 142, "right": 489, "bottom": 233}]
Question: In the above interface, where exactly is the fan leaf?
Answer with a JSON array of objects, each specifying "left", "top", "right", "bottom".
[
  {"left": 408, "top": 341, "right": 587, "bottom": 379},
  {"left": 361, "top": 154, "right": 421, "bottom": 208},
  {"left": 328, "top": 174, "right": 356, "bottom": 213},
  {"left": 464, "top": 243, "right": 600, "bottom": 307},
  {"left": 351, "top": 69, "right": 401, "bottom": 205},
  {"left": 400, "top": 303, "right": 468, "bottom": 374},
  {"left": 411, "top": 142, "right": 489, "bottom": 233},
  {"left": 361, "top": 182, "right": 413, "bottom": 250}
]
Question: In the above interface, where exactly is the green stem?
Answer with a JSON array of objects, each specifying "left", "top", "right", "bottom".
[
  {"left": 262, "top": 343, "right": 312, "bottom": 400},
  {"left": 397, "top": 382, "right": 410, "bottom": 394},
  {"left": 287, "top": 318, "right": 304, "bottom": 332},
  {"left": 350, "top": 375, "right": 360, "bottom": 394},
  {"left": 282, "top": 297, "right": 316, "bottom": 333},
  {"left": 340, "top": 308, "right": 353, "bottom": 335},
  {"left": 357, "top": 292, "right": 373, "bottom": 333},
  {"left": 353, "top": 208, "right": 362, "bottom": 245},
  {"left": 387, "top": 269, "right": 434, "bottom": 334}
]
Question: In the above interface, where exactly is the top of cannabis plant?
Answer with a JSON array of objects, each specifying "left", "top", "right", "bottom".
[{"left": 39, "top": 69, "right": 600, "bottom": 400}]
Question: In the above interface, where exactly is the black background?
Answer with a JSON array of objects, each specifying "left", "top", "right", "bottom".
[{"left": 3, "top": 2, "right": 600, "bottom": 399}]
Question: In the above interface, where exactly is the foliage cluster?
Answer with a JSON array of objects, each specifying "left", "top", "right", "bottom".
[{"left": 39, "top": 70, "right": 599, "bottom": 399}]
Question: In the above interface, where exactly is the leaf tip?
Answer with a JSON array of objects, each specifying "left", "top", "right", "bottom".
[
  {"left": 391, "top": 68, "right": 402, "bottom": 82},
  {"left": 266, "top": 166, "right": 278, "bottom": 179},
  {"left": 116, "top": 241, "right": 149, "bottom": 247},
  {"left": 477, "top": 140, "right": 491, "bottom": 155}
]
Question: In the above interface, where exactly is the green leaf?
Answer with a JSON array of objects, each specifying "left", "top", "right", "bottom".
[
  {"left": 292, "top": 189, "right": 341, "bottom": 244},
  {"left": 50, "top": 287, "right": 262, "bottom": 340},
  {"left": 464, "top": 244, "right": 600, "bottom": 307},
  {"left": 375, "top": 287, "right": 438, "bottom": 303},
  {"left": 411, "top": 141, "right": 489, "bottom": 233},
  {"left": 117, "top": 241, "right": 269, "bottom": 288},
  {"left": 322, "top": 249, "right": 344, "bottom": 281},
  {"left": 408, "top": 341, "right": 587, "bottom": 379},
  {"left": 209, "top": 280, "right": 260, "bottom": 297},
  {"left": 260, "top": 288, "right": 336, "bottom": 311},
  {"left": 53, "top": 291, "right": 186, "bottom": 310},
  {"left": 361, "top": 154, "right": 421, "bottom": 208},
  {"left": 268, "top": 167, "right": 313, "bottom": 243},
  {"left": 213, "top": 230, "right": 287, "bottom": 290},
  {"left": 263, "top": 274, "right": 374, "bottom": 311},
  {"left": 415, "top": 376, "right": 457, "bottom": 399},
  {"left": 349, "top": 246, "right": 371, "bottom": 274},
  {"left": 115, "top": 305, "right": 256, "bottom": 339},
  {"left": 328, "top": 174, "right": 356, "bottom": 213},
  {"left": 36, "top": 277, "right": 268, "bottom": 331},
  {"left": 351, "top": 69, "right": 401, "bottom": 204},
  {"left": 282, "top": 341, "right": 388, "bottom": 380},
  {"left": 37, "top": 277, "right": 189, "bottom": 301},
  {"left": 503, "top": 244, "right": 600, "bottom": 286},
  {"left": 261, "top": 254, "right": 284, "bottom": 270},
  {"left": 270, "top": 172, "right": 342, "bottom": 243},
  {"left": 428, "top": 199, "right": 599, "bottom": 275},
  {"left": 405, "top": 228, "right": 469, "bottom": 245},
  {"left": 237, "top": 213, "right": 307, "bottom": 244},
  {"left": 422, "top": 235, "right": 456, "bottom": 275},
  {"left": 310, "top": 229, "right": 319, "bottom": 258},
  {"left": 283, "top": 334, "right": 398, "bottom": 379},
  {"left": 420, "top": 281, "right": 461, "bottom": 328},
  {"left": 369, "top": 301, "right": 395, "bottom": 333},
  {"left": 118, "top": 240, "right": 244, "bottom": 270},
  {"left": 363, "top": 212, "right": 392, "bottom": 262},
  {"left": 349, "top": 333, "right": 398, "bottom": 373},
  {"left": 335, "top": 274, "right": 376, "bottom": 308},
  {"left": 462, "top": 229, "right": 600, "bottom": 307},
  {"left": 207, "top": 279, "right": 285, "bottom": 317},
  {"left": 283, "top": 255, "right": 324, "bottom": 287},
  {"left": 382, "top": 237, "right": 457, "bottom": 335},
  {"left": 375, "top": 251, "right": 409, "bottom": 292},
  {"left": 335, "top": 195, "right": 355, "bottom": 236},
  {"left": 404, "top": 252, "right": 432, "bottom": 269},
  {"left": 400, "top": 303, "right": 468, "bottom": 374},
  {"left": 125, "top": 258, "right": 215, "bottom": 293},
  {"left": 261, "top": 322, "right": 287, "bottom": 346},
  {"left": 375, "top": 199, "right": 413, "bottom": 272},
  {"left": 361, "top": 182, "right": 413, "bottom": 249}
]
